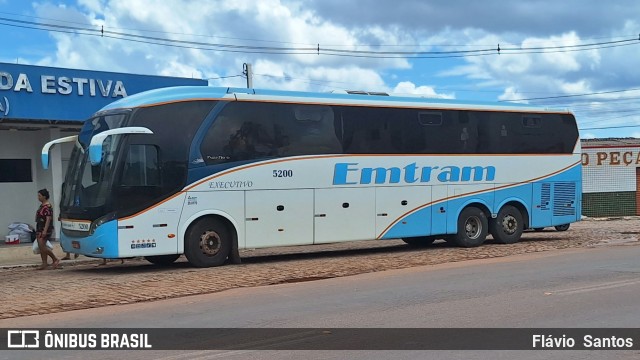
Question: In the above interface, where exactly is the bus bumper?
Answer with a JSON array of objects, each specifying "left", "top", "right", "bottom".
[{"left": 60, "top": 220, "right": 119, "bottom": 259}]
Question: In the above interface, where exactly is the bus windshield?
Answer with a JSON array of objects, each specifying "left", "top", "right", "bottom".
[{"left": 60, "top": 113, "right": 128, "bottom": 218}]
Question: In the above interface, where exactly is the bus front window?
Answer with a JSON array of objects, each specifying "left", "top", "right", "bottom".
[{"left": 60, "top": 113, "right": 128, "bottom": 220}]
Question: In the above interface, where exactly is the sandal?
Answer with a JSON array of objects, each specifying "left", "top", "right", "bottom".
[
  {"left": 51, "top": 260, "right": 60, "bottom": 269},
  {"left": 74, "top": 253, "right": 80, "bottom": 259}
]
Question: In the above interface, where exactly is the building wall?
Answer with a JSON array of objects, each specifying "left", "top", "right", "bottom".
[
  {"left": 581, "top": 144, "right": 640, "bottom": 217},
  {"left": 0, "top": 129, "right": 74, "bottom": 240},
  {"left": 582, "top": 192, "right": 636, "bottom": 217}
]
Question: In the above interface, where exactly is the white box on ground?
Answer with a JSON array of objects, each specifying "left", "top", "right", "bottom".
[{"left": 5, "top": 235, "right": 20, "bottom": 245}]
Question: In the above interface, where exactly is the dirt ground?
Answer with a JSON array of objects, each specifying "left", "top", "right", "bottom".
[{"left": 1, "top": 217, "right": 638, "bottom": 320}]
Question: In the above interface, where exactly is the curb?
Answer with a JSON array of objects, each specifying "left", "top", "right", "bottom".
[
  {"left": 0, "top": 257, "right": 99, "bottom": 270},
  {"left": 0, "top": 242, "right": 99, "bottom": 269}
]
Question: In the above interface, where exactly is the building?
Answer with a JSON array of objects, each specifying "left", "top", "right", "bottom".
[
  {"left": 0, "top": 62, "right": 207, "bottom": 240},
  {"left": 581, "top": 138, "right": 640, "bottom": 217}
]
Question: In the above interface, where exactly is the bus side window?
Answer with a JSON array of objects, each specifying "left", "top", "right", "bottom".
[
  {"left": 279, "top": 105, "right": 342, "bottom": 156},
  {"left": 201, "top": 108, "right": 277, "bottom": 164},
  {"left": 340, "top": 107, "right": 398, "bottom": 154},
  {"left": 458, "top": 111, "right": 478, "bottom": 153}
]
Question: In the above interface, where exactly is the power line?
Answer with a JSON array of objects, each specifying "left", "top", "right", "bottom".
[
  {"left": 502, "top": 88, "right": 640, "bottom": 102},
  {"left": 580, "top": 124, "right": 640, "bottom": 131},
  {"left": 207, "top": 74, "right": 244, "bottom": 80},
  {"left": 0, "top": 16, "right": 638, "bottom": 59},
  {"left": 2, "top": 10, "right": 637, "bottom": 49},
  {"left": 0, "top": 11, "right": 317, "bottom": 47}
]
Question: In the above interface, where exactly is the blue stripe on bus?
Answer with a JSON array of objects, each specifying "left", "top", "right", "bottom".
[
  {"left": 60, "top": 220, "right": 119, "bottom": 258},
  {"left": 245, "top": 88, "right": 540, "bottom": 109},
  {"left": 379, "top": 164, "right": 581, "bottom": 239}
]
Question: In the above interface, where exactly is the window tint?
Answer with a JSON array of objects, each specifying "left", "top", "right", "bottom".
[
  {"left": 114, "top": 100, "right": 216, "bottom": 217},
  {"left": 341, "top": 106, "right": 577, "bottom": 155},
  {"left": 418, "top": 112, "right": 443, "bottom": 126},
  {"left": 475, "top": 112, "right": 577, "bottom": 154},
  {"left": 341, "top": 106, "right": 400, "bottom": 154},
  {"left": 523, "top": 115, "right": 542, "bottom": 128},
  {"left": 121, "top": 145, "right": 160, "bottom": 186},
  {"left": 201, "top": 101, "right": 578, "bottom": 158},
  {"left": 341, "top": 107, "right": 476, "bottom": 154},
  {"left": 130, "top": 101, "right": 216, "bottom": 161},
  {"left": 200, "top": 102, "right": 342, "bottom": 164}
]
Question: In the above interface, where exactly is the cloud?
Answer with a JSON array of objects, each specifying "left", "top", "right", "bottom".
[
  {"left": 392, "top": 81, "right": 454, "bottom": 99},
  {"left": 29, "top": 0, "right": 418, "bottom": 93},
  {"left": 303, "top": 0, "right": 640, "bottom": 38},
  {"left": 498, "top": 87, "right": 526, "bottom": 102},
  {"left": 11, "top": 0, "right": 639, "bottom": 139}
]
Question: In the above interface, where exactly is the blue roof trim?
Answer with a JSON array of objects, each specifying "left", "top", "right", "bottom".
[
  {"left": 99, "top": 86, "right": 568, "bottom": 114},
  {"left": 99, "top": 86, "right": 231, "bottom": 111},
  {"left": 247, "top": 88, "right": 565, "bottom": 112}
]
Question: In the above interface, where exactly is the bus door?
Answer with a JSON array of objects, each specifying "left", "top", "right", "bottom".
[
  {"left": 245, "top": 189, "right": 314, "bottom": 247},
  {"left": 532, "top": 182, "right": 552, "bottom": 227},
  {"left": 375, "top": 186, "right": 431, "bottom": 239},
  {"left": 314, "top": 187, "right": 376, "bottom": 243}
]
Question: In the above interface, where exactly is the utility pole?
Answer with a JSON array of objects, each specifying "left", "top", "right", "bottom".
[{"left": 243, "top": 63, "right": 253, "bottom": 88}]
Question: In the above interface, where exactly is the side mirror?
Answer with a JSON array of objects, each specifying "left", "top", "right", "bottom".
[
  {"left": 89, "top": 127, "right": 153, "bottom": 165},
  {"left": 41, "top": 135, "right": 78, "bottom": 169}
]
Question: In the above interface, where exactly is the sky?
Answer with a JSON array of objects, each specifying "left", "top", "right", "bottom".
[{"left": 1, "top": 0, "right": 639, "bottom": 139}]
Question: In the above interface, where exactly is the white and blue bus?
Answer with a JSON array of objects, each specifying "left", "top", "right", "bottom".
[{"left": 42, "top": 87, "right": 581, "bottom": 267}]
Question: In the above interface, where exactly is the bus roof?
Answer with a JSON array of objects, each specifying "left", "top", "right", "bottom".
[{"left": 99, "top": 86, "right": 571, "bottom": 114}]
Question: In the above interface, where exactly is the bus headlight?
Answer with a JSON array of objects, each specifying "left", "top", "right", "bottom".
[{"left": 90, "top": 212, "right": 117, "bottom": 235}]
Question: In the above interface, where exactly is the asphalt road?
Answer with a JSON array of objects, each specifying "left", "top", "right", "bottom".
[{"left": 2, "top": 243, "right": 639, "bottom": 360}]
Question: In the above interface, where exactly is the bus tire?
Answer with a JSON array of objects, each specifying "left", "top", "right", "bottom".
[
  {"left": 554, "top": 224, "right": 570, "bottom": 231},
  {"left": 184, "top": 217, "right": 231, "bottom": 268},
  {"left": 402, "top": 236, "right": 437, "bottom": 247},
  {"left": 453, "top": 207, "right": 488, "bottom": 247},
  {"left": 145, "top": 254, "right": 180, "bottom": 266},
  {"left": 490, "top": 205, "right": 524, "bottom": 244}
]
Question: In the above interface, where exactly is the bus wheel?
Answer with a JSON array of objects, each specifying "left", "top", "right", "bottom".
[
  {"left": 185, "top": 217, "right": 231, "bottom": 267},
  {"left": 490, "top": 205, "right": 524, "bottom": 244},
  {"left": 402, "top": 236, "right": 437, "bottom": 247},
  {"left": 144, "top": 254, "right": 180, "bottom": 266},
  {"left": 453, "top": 207, "right": 488, "bottom": 247},
  {"left": 554, "top": 224, "right": 570, "bottom": 231}
]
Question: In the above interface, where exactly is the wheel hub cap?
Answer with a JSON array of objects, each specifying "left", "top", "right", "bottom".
[
  {"left": 502, "top": 215, "right": 517, "bottom": 235},
  {"left": 465, "top": 216, "right": 481, "bottom": 239},
  {"left": 200, "top": 230, "right": 221, "bottom": 256}
]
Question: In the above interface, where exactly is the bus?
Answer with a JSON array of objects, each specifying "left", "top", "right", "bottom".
[{"left": 41, "top": 86, "right": 581, "bottom": 267}]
